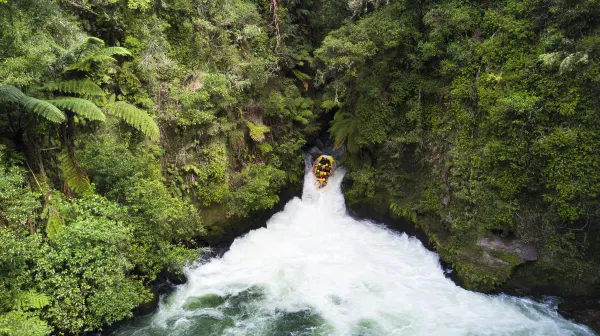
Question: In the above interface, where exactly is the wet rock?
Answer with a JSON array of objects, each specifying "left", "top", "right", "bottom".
[
  {"left": 558, "top": 298, "right": 600, "bottom": 334},
  {"left": 162, "top": 269, "right": 188, "bottom": 285},
  {"left": 482, "top": 251, "right": 509, "bottom": 266},
  {"left": 306, "top": 145, "right": 321, "bottom": 158},
  {"left": 135, "top": 289, "right": 160, "bottom": 315},
  {"left": 184, "top": 294, "right": 225, "bottom": 310},
  {"left": 477, "top": 235, "right": 538, "bottom": 262}
]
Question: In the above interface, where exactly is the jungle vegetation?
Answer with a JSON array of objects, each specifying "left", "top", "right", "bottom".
[{"left": 1, "top": 0, "right": 599, "bottom": 334}]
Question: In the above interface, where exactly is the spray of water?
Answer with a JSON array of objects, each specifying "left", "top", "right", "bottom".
[{"left": 114, "top": 167, "right": 595, "bottom": 336}]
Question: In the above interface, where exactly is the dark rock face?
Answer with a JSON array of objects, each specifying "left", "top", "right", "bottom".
[
  {"left": 476, "top": 236, "right": 538, "bottom": 262},
  {"left": 558, "top": 298, "right": 600, "bottom": 333},
  {"left": 135, "top": 290, "right": 160, "bottom": 315}
]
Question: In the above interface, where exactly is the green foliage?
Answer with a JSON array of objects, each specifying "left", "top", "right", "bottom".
[
  {"left": 80, "top": 134, "right": 205, "bottom": 239},
  {"left": 105, "top": 101, "right": 160, "bottom": 141},
  {"left": 329, "top": 112, "right": 360, "bottom": 153},
  {"left": 229, "top": 163, "right": 286, "bottom": 218},
  {"left": 0, "top": 311, "right": 52, "bottom": 336},
  {"left": 13, "top": 291, "right": 50, "bottom": 311},
  {"left": 0, "top": 166, "right": 41, "bottom": 232},
  {"left": 58, "top": 150, "right": 92, "bottom": 195},
  {"left": 43, "top": 80, "right": 105, "bottom": 99},
  {"left": 38, "top": 195, "right": 150, "bottom": 333},
  {"left": 0, "top": 85, "right": 66, "bottom": 123},
  {"left": 316, "top": 0, "right": 600, "bottom": 291},
  {"left": 245, "top": 120, "right": 270, "bottom": 142},
  {"left": 65, "top": 37, "right": 131, "bottom": 73},
  {"left": 50, "top": 98, "right": 106, "bottom": 121},
  {"left": 42, "top": 191, "right": 65, "bottom": 240}
]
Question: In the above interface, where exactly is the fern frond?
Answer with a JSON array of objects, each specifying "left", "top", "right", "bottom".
[
  {"left": 1, "top": 85, "right": 66, "bottom": 123},
  {"left": 75, "top": 37, "right": 105, "bottom": 59},
  {"left": 329, "top": 112, "right": 360, "bottom": 153},
  {"left": 50, "top": 98, "right": 105, "bottom": 121},
  {"left": 105, "top": 101, "right": 160, "bottom": 141},
  {"left": 13, "top": 291, "right": 50, "bottom": 311},
  {"left": 82, "top": 36, "right": 105, "bottom": 48},
  {"left": 22, "top": 97, "right": 66, "bottom": 123},
  {"left": 66, "top": 54, "right": 119, "bottom": 72},
  {"left": 291, "top": 69, "right": 311, "bottom": 81},
  {"left": 43, "top": 80, "right": 105, "bottom": 98},
  {"left": 245, "top": 120, "right": 270, "bottom": 142},
  {"left": 97, "top": 47, "right": 131, "bottom": 58},
  {"left": 0, "top": 84, "right": 28, "bottom": 103},
  {"left": 43, "top": 201, "right": 64, "bottom": 240},
  {"left": 58, "top": 150, "right": 91, "bottom": 194}
]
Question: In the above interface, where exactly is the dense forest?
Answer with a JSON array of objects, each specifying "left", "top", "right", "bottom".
[{"left": 1, "top": 0, "right": 599, "bottom": 334}]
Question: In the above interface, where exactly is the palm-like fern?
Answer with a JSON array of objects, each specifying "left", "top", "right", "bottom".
[
  {"left": 66, "top": 37, "right": 131, "bottom": 73},
  {"left": 12, "top": 291, "right": 51, "bottom": 311},
  {"left": 49, "top": 98, "right": 105, "bottom": 121},
  {"left": 0, "top": 85, "right": 66, "bottom": 123},
  {"left": 58, "top": 150, "right": 91, "bottom": 194},
  {"left": 245, "top": 120, "right": 270, "bottom": 142},
  {"left": 329, "top": 112, "right": 360, "bottom": 153},
  {"left": 105, "top": 101, "right": 160, "bottom": 141},
  {"left": 42, "top": 79, "right": 105, "bottom": 99},
  {"left": 43, "top": 200, "right": 64, "bottom": 240}
]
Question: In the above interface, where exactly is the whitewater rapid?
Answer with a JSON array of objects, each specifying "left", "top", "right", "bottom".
[{"left": 114, "top": 168, "right": 595, "bottom": 336}]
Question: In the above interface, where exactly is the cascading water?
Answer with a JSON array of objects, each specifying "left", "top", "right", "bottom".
[{"left": 114, "top": 166, "right": 595, "bottom": 336}]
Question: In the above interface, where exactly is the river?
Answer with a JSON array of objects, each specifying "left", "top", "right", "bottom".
[{"left": 113, "top": 167, "right": 595, "bottom": 336}]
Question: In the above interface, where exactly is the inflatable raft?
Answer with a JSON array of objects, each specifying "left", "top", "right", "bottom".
[{"left": 312, "top": 155, "right": 337, "bottom": 188}]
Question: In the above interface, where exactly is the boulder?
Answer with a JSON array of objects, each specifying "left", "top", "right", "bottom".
[{"left": 477, "top": 235, "right": 538, "bottom": 262}]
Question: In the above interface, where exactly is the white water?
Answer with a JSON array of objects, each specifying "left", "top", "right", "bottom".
[{"left": 115, "top": 168, "right": 595, "bottom": 336}]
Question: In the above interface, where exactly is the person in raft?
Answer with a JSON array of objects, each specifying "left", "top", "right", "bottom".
[{"left": 315, "top": 157, "right": 332, "bottom": 186}]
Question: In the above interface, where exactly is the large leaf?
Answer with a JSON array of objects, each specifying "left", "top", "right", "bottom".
[
  {"left": 245, "top": 120, "right": 270, "bottom": 142},
  {"left": 22, "top": 97, "right": 66, "bottom": 123},
  {"left": 50, "top": 98, "right": 105, "bottom": 121},
  {"left": 66, "top": 55, "right": 118, "bottom": 72},
  {"left": 0, "top": 84, "right": 28, "bottom": 103},
  {"left": 97, "top": 46, "right": 131, "bottom": 58},
  {"left": 72, "top": 36, "right": 105, "bottom": 61},
  {"left": 1, "top": 85, "right": 66, "bottom": 123},
  {"left": 105, "top": 101, "right": 160, "bottom": 141},
  {"left": 43, "top": 80, "right": 105, "bottom": 98},
  {"left": 329, "top": 112, "right": 360, "bottom": 153},
  {"left": 43, "top": 201, "right": 64, "bottom": 241},
  {"left": 67, "top": 46, "right": 131, "bottom": 73},
  {"left": 13, "top": 291, "right": 51, "bottom": 311},
  {"left": 58, "top": 150, "right": 91, "bottom": 194}
]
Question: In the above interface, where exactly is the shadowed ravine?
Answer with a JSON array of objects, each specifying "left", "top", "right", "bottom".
[{"left": 113, "top": 168, "right": 596, "bottom": 336}]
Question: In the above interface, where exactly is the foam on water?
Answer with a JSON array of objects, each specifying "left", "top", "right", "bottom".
[{"left": 114, "top": 168, "right": 596, "bottom": 336}]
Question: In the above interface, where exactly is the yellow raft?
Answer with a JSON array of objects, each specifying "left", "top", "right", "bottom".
[{"left": 312, "top": 155, "right": 337, "bottom": 188}]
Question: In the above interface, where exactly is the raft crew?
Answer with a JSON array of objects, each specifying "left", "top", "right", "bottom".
[{"left": 313, "top": 155, "right": 336, "bottom": 188}]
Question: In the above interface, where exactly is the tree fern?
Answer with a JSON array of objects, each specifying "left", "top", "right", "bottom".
[
  {"left": 104, "top": 101, "right": 160, "bottom": 141},
  {"left": 43, "top": 79, "right": 105, "bottom": 99},
  {"left": 22, "top": 97, "right": 66, "bottom": 123},
  {"left": 13, "top": 291, "right": 50, "bottom": 311},
  {"left": 245, "top": 120, "right": 270, "bottom": 142},
  {"left": 97, "top": 46, "right": 131, "bottom": 58},
  {"left": 0, "top": 85, "right": 66, "bottom": 123},
  {"left": 50, "top": 98, "right": 105, "bottom": 121},
  {"left": 67, "top": 46, "right": 132, "bottom": 72},
  {"left": 58, "top": 150, "right": 91, "bottom": 194},
  {"left": 0, "top": 84, "right": 28, "bottom": 103},
  {"left": 70, "top": 36, "right": 105, "bottom": 61},
  {"left": 329, "top": 112, "right": 360, "bottom": 153},
  {"left": 43, "top": 200, "right": 64, "bottom": 240}
]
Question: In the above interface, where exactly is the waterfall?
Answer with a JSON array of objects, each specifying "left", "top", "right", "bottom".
[{"left": 114, "top": 167, "right": 595, "bottom": 336}]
